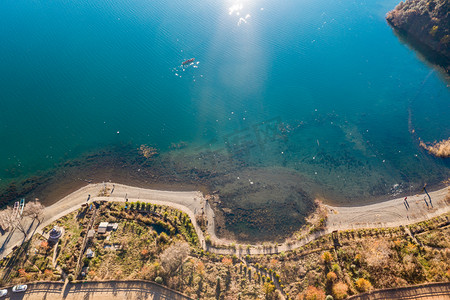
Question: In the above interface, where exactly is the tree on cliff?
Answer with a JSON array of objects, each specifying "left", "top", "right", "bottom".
[{"left": 386, "top": 0, "right": 449, "bottom": 71}]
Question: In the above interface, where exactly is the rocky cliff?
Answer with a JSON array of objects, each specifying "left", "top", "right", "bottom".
[{"left": 386, "top": 0, "right": 449, "bottom": 73}]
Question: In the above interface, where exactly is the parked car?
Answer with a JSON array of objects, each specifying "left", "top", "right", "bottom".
[
  {"left": 12, "top": 285, "right": 27, "bottom": 292},
  {"left": 0, "top": 289, "right": 7, "bottom": 297}
]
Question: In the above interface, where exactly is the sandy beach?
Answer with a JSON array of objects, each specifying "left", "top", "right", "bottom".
[{"left": 0, "top": 183, "right": 449, "bottom": 258}]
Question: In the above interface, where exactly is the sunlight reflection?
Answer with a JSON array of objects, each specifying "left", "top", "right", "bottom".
[
  {"left": 191, "top": 0, "right": 268, "bottom": 136},
  {"left": 228, "top": 3, "right": 243, "bottom": 15},
  {"left": 237, "top": 14, "right": 251, "bottom": 26},
  {"left": 228, "top": 1, "right": 256, "bottom": 26}
]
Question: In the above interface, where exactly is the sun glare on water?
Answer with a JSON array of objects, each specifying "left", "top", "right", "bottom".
[
  {"left": 228, "top": 1, "right": 261, "bottom": 26},
  {"left": 228, "top": 3, "right": 244, "bottom": 15}
]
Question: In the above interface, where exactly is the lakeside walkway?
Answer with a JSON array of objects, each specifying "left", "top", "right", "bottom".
[
  {"left": 0, "top": 183, "right": 449, "bottom": 258},
  {"left": 325, "top": 186, "right": 449, "bottom": 231}
]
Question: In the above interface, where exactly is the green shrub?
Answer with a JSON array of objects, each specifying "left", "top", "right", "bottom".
[{"left": 332, "top": 263, "right": 340, "bottom": 273}]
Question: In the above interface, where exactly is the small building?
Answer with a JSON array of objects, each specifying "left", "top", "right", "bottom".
[
  {"left": 87, "top": 229, "right": 95, "bottom": 240},
  {"left": 86, "top": 248, "right": 95, "bottom": 258},
  {"left": 98, "top": 222, "right": 108, "bottom": 234},
  {"left": 107, "top": 223, "right": 119, "bottom": 231}
]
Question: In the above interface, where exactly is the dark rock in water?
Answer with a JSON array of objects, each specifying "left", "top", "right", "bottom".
[
  {"left": 386, "top": 0, "right": 450, "bottom": 73},
  {"left": 211, "top": 168, "right": 316, "bottom": 242}
]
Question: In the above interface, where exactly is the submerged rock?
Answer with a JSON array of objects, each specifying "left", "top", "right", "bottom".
[{"left": 386, "top": 0, "right": 449, "bottom": 73}]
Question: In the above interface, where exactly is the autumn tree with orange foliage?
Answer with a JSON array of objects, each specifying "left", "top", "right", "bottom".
[
  {"left": 298, "top": 286, "right": 326, "bottom": 300},
  {"left": 222, "top": 256, "right": 233, "bottom": 268},
  {"left": 140, "top": 248, "right": 149, "bottom": 259},
  {"left": 196, "top": 260, "right": 205, "bottom": 276},
  {"left": 44, "top": 269, "right": 53, "bottom": 279},
  {"left": 332, "top": 281, "right": 348, "bottom": 300},
  {"left": 40, "top": 241, "right": 50, "bottom": 253},
  {"left": 18, "top": 268, "right": 27, "bottom": 277},
  {"left": 326, "top": 271, "right": 337, "bottom": 282}
]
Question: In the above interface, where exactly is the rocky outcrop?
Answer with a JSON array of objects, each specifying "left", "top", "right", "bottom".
[
  {"left": 420, "top": 138, "right": 450, "bottom": 158},
  {"left": 386, "top": 0, "right": 449, "bottom": 73}
]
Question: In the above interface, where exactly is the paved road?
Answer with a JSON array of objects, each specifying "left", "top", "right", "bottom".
[
  {"left": 326, "top": 186, "right": 450, "bottom": 231},
  {"left": 348, "top": 282, "right": 450, "bottom": 300},
  {"left": 3, "top": 280, "right": 449, "bottom": 300},
  {"left": 3, "top": 280, "right": 192, "bottom": 300}
]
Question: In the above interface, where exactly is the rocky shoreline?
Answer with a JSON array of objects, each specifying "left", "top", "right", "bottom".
[
  {"left": 386, "top": 0, "right": 449, "bottom": 73},
  {"left": 1, "top": 139, "right": 449, "bottom": 242},
  {"left": 0, "top": 144, "right": 316, "bottom": 243}
]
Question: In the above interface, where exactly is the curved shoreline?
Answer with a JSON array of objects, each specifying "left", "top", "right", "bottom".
[{"left": 0, "top": 183, "right": 449, "bottom": 258}]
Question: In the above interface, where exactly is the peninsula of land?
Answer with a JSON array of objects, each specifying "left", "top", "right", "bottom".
[{"left": 386, "top": 0, "right": 450, "bottom": 73}]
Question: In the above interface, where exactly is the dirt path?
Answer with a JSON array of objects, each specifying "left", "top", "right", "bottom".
[{"left": 0, "top": 183, "right": 449, "bottom": 259}]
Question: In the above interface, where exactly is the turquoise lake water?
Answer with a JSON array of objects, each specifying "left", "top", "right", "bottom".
[{"left": 0, "top": 0, "right": 449, "bottom": 202}]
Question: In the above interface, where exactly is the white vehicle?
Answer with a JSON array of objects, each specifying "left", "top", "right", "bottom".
[
  {"left": 12, "top": 284, "right": 27, "bottom": 292},
  {"left": 0, "top": 289, "right": 7, "bottom": 297}
]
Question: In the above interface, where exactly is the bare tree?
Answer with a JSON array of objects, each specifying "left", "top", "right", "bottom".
[
  {"left": 23, "top": 201, "right": 45, "bottom": 223},
  {"left": 0, "top": 206, "right": 17, "bottom": 232},
  {"left": 0, "top": 206, "right": 27, "bottom": 237},
  {"left": 160, "top": 241, "right": 190, "bottom": 275},
  {"left": 13, "top": 216, "right": 29, "bottom": 238},
  {"left": 0, "top": 201, "right": 45, "bottom": 238}
]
